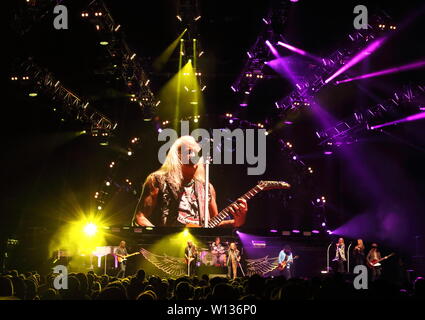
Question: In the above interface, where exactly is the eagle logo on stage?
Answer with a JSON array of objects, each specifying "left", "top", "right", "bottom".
[
  {"left": 140, "top": 248, "right": 279, "bottom": 277},
  {"left": 140, "top": 248, "right": 188, "bottom": 277},
  {"left": 245, "top": 256, "right": 279, "bottom": 276}
]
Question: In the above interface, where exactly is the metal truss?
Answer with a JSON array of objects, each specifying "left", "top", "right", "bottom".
[
  {"left": 231, "top": 1, "right": 291, "bottom": 96},
  {"left": 19, "top": 58, "right": 116, "bottom": 132},
  {"left": 315, "top": 84, "right": 425, "bottom": 145},
  {"left": 84, "top": 0, "right": 158, "bottom": 119}
]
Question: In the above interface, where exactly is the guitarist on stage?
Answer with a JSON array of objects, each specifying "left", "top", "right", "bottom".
[
  {"left": 131, "top": 136, "right": 248, "bottom": 228},
  {"left": 278, "top": 245, "right": 294, "bottom": 279},
  {"left": 367, "top": 243, "right": 382, "bottom": 281},
  {"left": 114, "top": 241, "right": 128, "bottom": 278},
  {"left": 184, "top": 241, "right": 198, "bottom": 276}
]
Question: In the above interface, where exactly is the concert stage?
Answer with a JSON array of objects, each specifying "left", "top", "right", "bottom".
[{"left": 4, "top": 226, "right": 408, "bottom": 282}]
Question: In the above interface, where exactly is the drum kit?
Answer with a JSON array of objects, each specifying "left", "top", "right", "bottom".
[{"left": 199, "top": 241, "right": 229, "bottom": 267}]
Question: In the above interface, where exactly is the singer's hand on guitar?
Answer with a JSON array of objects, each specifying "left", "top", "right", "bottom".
[{"left": 229, "top": 198, "right": 248, "bottom": 227}]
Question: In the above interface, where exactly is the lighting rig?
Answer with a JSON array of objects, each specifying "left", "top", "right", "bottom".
[
  {"left": 11, "top": 58, "right": 116, "bottom": 135},
  {"left": 315, "top": 84, "right": 425, "bottom": 146},
  {"left": 231, "top": 0, "right": 291, "bottom": 109},
  {"left": 82, "top": 0, "right": 159, "bottom": 121}
]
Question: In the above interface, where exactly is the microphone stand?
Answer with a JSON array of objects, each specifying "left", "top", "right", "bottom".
[
  {"left": 204, "top": 156, "right": 211, "bottom": 228},
  {"left": 238, "top": 259, "right": 245, "bottom": 277},
  {"left": 347, "top": 242, "right": 352, "bottom": 273},
  {"left": 326, "top": 242, "right": 333, "bottom": 273}
]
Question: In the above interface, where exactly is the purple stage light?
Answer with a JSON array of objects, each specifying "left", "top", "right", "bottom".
[
  {"left": 322, "top": 222, "right": 326, "bottom": 227},
  {"left": 266, "top": 58, "right": 298, "bottom": 85},
  {"left": 336, "top": 60, "right": 425, "bottom": 84},
  {"left": 292, "top": 155, "right": 297, "bottom": 160},
  {"left": 277, "top": 41, "right": 308, "bottom": 57},
  {"left": 327, "top": 230, "right": 333, "bottom": 234},
  {"left": 240, "top": 103, "right": 248, "bottom": 107},
  {"left": 324, "top": 151, "right": 333, "bottom": 155},
  {"left": 251, "top": 240, "right": 266, "bottom": 248},
  {"left": 270, "top": 229, "right": 278, "bottom": 233},
  {"left": 324, "top": 37, "right": 387, "bottom": 84},
  {"left": 292, "top": 229, "right": 300, "bottom": 233},
  {"left": 231, "top": 86, "right": 237, "bottom": 92},
  {"left": 371, "top": 111, "right": 425, "bottom": 130},
  {"left": 312, "top": 230, "right": 320, "bottom": 234},
  {"left": 229, "top": 119, "right": 234, "bottom": 124},
  {"left": 277, "top": 41, "right": 321, "bottom": 62},
  {"left": 265, "top": 40, "right": 280, "bottom": 58}
]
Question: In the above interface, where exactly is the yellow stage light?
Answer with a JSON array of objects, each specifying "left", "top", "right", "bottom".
[{"left": 83, "top": 223, "right": 97, "bottom": 237}]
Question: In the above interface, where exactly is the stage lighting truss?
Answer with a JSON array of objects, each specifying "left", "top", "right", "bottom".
[
  {"left": 231, "top": 0, "right": 291, "bottom": 102},
  {"left": 84, "top": 0, "right": 159, "bottom": 119},
  {"left": 273, "top": 10, "right": 400, "bottom": 116},
  {"left": 15, "top": 59, "right": 116, "bottom": 133},
  {"left": 315, "top": 84, "right": 425, "bottom": 146},
  {"left": 274, "top": 30, "right": 380, "bottom": 111}
]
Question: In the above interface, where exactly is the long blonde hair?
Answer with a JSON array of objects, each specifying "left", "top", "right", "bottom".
[
  {"left": 151, "top": 135, "right": 205, "bottom": 191},
  {"left": 356, "top": 239, "right": 365, "bottom": 250}
]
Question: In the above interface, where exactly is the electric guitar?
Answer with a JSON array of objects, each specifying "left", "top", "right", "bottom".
[
  {"left": 116, "top": 252, "right": 140, "bottom": 263},
  {"left": 277, "top": 256, "right": 299, "bottom": 270},
  {"left": 368, "top": 253, "right": 395, "bottom": 267},
  {"left": 186, "top": 180, "right": 291, "bottom": 228}
]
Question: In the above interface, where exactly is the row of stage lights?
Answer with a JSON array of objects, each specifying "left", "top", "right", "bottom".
[
  {"left": 377, "top": 24, "right": 397, "bottom": 30},
  {"left": 81, "top": 11, "right": 103, "bottom": 18},
  {"left": 11, "top": 76, "right": 30, "bottom": 81}
]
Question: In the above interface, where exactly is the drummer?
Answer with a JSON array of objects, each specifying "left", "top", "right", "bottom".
[{"left": 211, "top": 237, "right": 226, "bottom": 266}]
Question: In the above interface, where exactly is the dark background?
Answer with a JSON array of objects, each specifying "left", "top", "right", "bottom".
[{"left": 2, "top": 0, "right": 425, "bottom": 257}]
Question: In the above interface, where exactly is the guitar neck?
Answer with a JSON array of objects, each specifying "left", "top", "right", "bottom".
[{"left": 207, "top": 185, "right": 262, "bottom": 228}]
